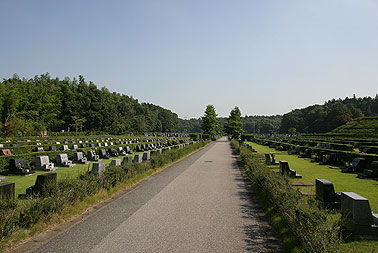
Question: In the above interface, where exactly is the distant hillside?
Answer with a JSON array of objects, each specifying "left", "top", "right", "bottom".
[
  {"left": 280, "top": 96, "right": 378, "bottom": 134},
  {"left": 0, "top": 73, "right": 179, "bottom": 136},
  {"left": 326, "top": 116, "right": 378, "bottom": 138}
]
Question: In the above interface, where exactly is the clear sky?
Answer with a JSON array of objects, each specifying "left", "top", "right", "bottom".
[{"left": 1, "top": 0, "right": 378, "bottom": 118}]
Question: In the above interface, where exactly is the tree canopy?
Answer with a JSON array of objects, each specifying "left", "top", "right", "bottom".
[
  {"left": 280, "top": 96, "right": 378, "bottom": 134},
  {"left": 225, "top": 106, "right": 243, "bottom": 139},
  {"left": 0, "top": 74, "right": 179, "bottom": 136},
  {"left": 201, "top": 105, "right": 221, "bottom": 136}
]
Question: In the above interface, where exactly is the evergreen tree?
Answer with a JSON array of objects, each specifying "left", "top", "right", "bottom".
[
  {"left": 201, "top": 105, "right": 221, "bottom": 136},
  {"left": 225, "top": 106, "right": 243, "bottom": 139}
]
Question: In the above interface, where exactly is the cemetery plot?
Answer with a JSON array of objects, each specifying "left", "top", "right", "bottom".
[
  {"left": 56, "top": 154, "right": 74, "bottom": 167},
  {"left": 241, "top": 138, "right": 378, "bottom": 250},
  {"left": 0, "top": 134, "right": 195, "bottom": 196},
  {"left": 248, "top": 141, "right": 378, "bottom": 213},
  {"left": 35, "top": 156, "right": 55, "bottom": 171}
]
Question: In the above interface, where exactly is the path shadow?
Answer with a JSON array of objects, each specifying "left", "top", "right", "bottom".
[{"left": 231, "top": 156, "right": 283, "bottom": 252}]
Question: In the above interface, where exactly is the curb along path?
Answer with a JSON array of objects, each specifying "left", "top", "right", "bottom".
[{"left": 22, "top": 137, "right": 281, "bottom": 252}]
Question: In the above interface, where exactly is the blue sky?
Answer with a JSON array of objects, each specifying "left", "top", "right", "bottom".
[{"left": 1, "top": 0, "right": 378, "bottom": 118}]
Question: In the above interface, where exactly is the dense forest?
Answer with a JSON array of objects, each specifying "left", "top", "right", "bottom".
[
  {"left": 0, "top": 74, "right": 179, "bottom": 136},
  {"left": 280, "top": 96, "right": 378, "bottom": 134}
]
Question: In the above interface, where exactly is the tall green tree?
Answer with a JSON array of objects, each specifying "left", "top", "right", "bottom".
[
  {"left": 0, "top": 73, "right": 181, "bottom": 136},
  {"left": 201, "top": 105, "right": 221, "bottom": 136},
  {"left": 225, "top": 106, "right": 243, "bottom": 139}
]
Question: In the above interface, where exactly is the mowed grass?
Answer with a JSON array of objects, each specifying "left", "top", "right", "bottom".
[
  {"left": 1, "top": 158, "right": 115, "bottom": 196},
  {"left": 1, "top": 151, "right": 151, "bottom": 196},
  {"left": 246, "top": 142, "right": 378, "bottom": 252}
]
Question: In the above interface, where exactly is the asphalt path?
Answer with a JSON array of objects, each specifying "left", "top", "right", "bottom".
[{"left": 20, "top": 137, "right": 281, "bottom": 252}]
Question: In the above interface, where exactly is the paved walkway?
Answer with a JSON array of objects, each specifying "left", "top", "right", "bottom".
[{"left": 22, "top": 137, "right": 281, "bottom": 252}]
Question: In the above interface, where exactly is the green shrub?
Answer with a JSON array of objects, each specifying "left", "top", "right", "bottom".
[
  {"left": 190, "top": 133, "right": 200, "bottom": 141},
  {"left": 231, "top": 142, "right": 341, "bottom": 252},
  {"left": 240, "top": 134, "right": 255, "bottom": 141},
  {"left": 201, "top": 134, "right": 211, "bottom": 140}
]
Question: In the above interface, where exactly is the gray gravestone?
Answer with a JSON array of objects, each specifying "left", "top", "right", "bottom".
[
  {"left": 56, "top": 154, "right": 74, "bottom": 167},
  {"left": 315, "top": 179, "right": 340, "bottom": 206},
  {"left": 109, "top": 159, "right": 121, "bottom": 167},
  {"left": 0, "top": 182, "right": 15, "bottom": 200},
  {"left": 122, "top": 155, "right": 133, "bottom": 164},
  {"left": 265, "top": 153, "right": 271, "bottom": 165},
  {"left": 99, "top": 149, "right": 109, "bottom": 159},
  {"left": 74, "top": 152, "right": 88, "bottom": 164},
  {"left": 341, "top": 192, "right": 378, "bottom": 237},
  {"left": 34, "top": 173, "right": 57, "bottom": 194},
  {"left": 35, "top": 156, "right": 55, "bottom": 171},
  {"left": 91, "top": 162, "right": 107, "bottom": 177},
  {"left": 133, "top": 154, "right": 142, "bottom": 163},
  {"left": 87, "top": 150, "right": 99, "bottom": 161},
  {"left": 142, "top": 152, "right": 150, "bottom": 161}
]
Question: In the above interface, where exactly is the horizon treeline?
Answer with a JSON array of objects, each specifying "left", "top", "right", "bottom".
[
  {"left": 0, "top": 74, "right": 179, "bottom": 136},
  {"left": 180, "top": 115, "right": 282, "bottom": 134},
  {"left": 280, "top": 95, "right": 378, "bottom": 134},
  {"left": 1, "top": 74, "right": 377, "bottom": 137}
]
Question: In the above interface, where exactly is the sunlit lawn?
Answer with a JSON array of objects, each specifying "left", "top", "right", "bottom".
[
  {"left": 247, "top": 141, "right": 378, "bottom": 252},
  {"left": 2, "top": 158, "right": 116, "bottom": 196}
]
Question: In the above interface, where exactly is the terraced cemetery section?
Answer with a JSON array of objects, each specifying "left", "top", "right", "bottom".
[
  {"left": 241, "top": 135, "right": 378, "bottom": 252},
  {"left": 327, "top": 116, "right": 378, "bottom": 138}
]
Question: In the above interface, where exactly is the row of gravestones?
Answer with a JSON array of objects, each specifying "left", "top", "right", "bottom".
[
  {"left": 7, "top": 140, "right": 193, "bottom": 175},
  {"left": 0, "top": 134, "right": 187, "bottom": 146},
  {"left": 261, "top": 152, "right": 303, "bottom": 179},
  {"left": 0, "top": 138, "right": 191, "bottom": 156},
  {"left": 0, "top": 142, "right": 188, "bottom": 199},
  {"left": 257, "top": 140, "right": 378, "bottom": 181},
  {"left": 251, "top": 139, "right": 378, "bottom": 238},
  {"left": 13, "top": 141, "right": 193, "bottom": 175},
  {"left": 294, "top": 148, "right": 378, "bottom": 180},
  {"left": 262, "top": 148, "right": 378, "bottom": 239},
  {"left": 316, "top": 179, "right": 378, "bottom": 239},
  {"left": 258, "top": 150, "right": 378, "bottom": 239},
  {"left": 240, "top": 141, "right": 257, "bottom": 152}
]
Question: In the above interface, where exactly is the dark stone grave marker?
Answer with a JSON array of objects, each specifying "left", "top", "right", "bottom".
[
  {"left": 315, "top": 179, "right": 341, "bottom": 207},
  {"left": 0, "top": 182, "right": 15, "bottom": 200},
  {"left": 341, "top": 192, "right": 378, "bottom": 238}
]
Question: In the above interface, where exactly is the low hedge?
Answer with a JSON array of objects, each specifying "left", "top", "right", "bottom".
[
  {"left": 202, "top": 134, "right": 211, "bottom": 140},
  {"left": 359, "top": 146, "right": 378, "bottom": 155},
  {"left": 231, "top": 140, "right": 341, "bottom": 252},
  {"left": 253, "top": 138, "right": 378, "bottom": 165},
  {"left": 0, "top": 140, "right": 209, "bottom": 241},
  {"left": 240, "top": 134, "right": 255, "bottom": 141}
]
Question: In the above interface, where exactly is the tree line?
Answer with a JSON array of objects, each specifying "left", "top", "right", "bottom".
[
  {"left": 187, "top": 95, "right": 378, "bottom": 136},
  {"left": 180, "top": 115, "right": 282, "bottom": 134},
  {"left": 2, "top": 73, "right": 376, "bottom": 137},
  {"left": 0, "top": 74, "right": 179, "bottom": 136},
  {"left": 280, "top": 96, "right": 378, "bottom": 134}
]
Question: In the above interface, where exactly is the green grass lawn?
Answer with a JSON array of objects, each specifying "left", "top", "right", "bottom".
[
  {"left": 1, "top": 158, "right": 117, "bottom": 196},
  {"left": 0, "top": 150, "right": 154, "bottom": 196},
  {"left": 247, "top": 141, "right": 378, "bottom": 252}
]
